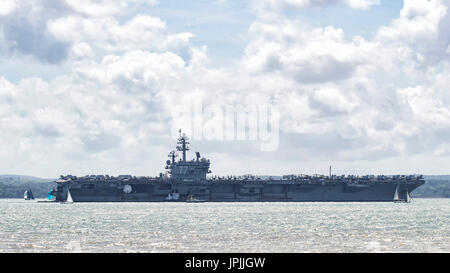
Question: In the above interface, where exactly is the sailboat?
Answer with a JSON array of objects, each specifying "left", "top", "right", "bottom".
[
  {"left": 393, "top": 183, "right": 410, "bottom": 203},
  {"left": 405, "top": 190, "right": 411, "bottom": 203},
  {"left": 67, "top": 190, "right": 73, "bottom": 203},
  {"left": 24, "top": 189, "right": 35, "bottom": 200},
  {"left": 393, "top": 183, "right": 401, "bottom": 202},
  {"left": 60, "top": 190, "right": 74, "bottom": 204}
]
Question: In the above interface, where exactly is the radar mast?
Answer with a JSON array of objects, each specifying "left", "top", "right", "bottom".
[
  {"left": 168, "top": 150, "right": 177, "bottom": 164},
  {"left": 176, "top": 129, "right": 190, "bottom": 162}
]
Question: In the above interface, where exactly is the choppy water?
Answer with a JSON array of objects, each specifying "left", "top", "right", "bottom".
[{"left": 0, "top": 198, "right": 448, "bottom": 253}]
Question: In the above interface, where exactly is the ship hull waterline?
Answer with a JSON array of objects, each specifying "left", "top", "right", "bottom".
[{"left": 55, "top": 180, "right": 424, "bottom": 203}]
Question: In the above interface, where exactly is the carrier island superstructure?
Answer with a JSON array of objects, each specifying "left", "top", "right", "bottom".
[{"left": 53, "top": 131, "right": 425, "bottom": 202}]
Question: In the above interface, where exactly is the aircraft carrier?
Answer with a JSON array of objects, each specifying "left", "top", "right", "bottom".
[{"left": 53, "top": 131, "right": 425, "bottom": 202}]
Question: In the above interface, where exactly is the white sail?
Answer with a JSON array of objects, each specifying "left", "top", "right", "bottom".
[
  {"left": 67, "top": 190, "right": 74, "bottom": 203},
  {"left": 406, "top": 190, "right": 410, "bottom": 203},
  {"left": 393, "top": 184, "right": 400, "bottom": 201}
]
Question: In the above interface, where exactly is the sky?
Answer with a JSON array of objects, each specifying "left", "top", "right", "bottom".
[{"left": 1, "top": 0, "right": 450, "bottom": 178}]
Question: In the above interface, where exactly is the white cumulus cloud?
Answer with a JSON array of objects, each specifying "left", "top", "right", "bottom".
[{"left": 1, "top": 0, "right": 450, "bottom": 176}]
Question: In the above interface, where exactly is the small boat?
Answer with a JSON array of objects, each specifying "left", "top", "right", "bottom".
[
  {"left": 38, "top": 189, "right": 57, "bottom": 202},
  {"left": 393, "top": 183, "right": 400, "bottom": 202},
  {"left": 48, "top": 189, "right": 56, "bottom": 200},
  {"left": 165, "top": 192, "right": 180, "bottom": 201},
  {"left": 393, "top": 184, "right": 410, "bottom": 203},
  {"left": 186, "top": 194, "right": 205, "bottom": 203},
  {"left": 60, "top": 190, "right": 74, "bottom": 204},
  {"left": 24, "top": 189, "right": 35, "bottom": 200}
]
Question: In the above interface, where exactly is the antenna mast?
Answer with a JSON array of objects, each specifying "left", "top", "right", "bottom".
[
  {"left": 168, "top": 150, "right": 177, "bottom": 164},
  {"left": 177, "top": 129, "right": 190, "bottom": 162}
]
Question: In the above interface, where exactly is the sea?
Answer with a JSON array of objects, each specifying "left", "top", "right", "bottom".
[{"left": 0, "top": 198, "right": 448, "bottom": 253}]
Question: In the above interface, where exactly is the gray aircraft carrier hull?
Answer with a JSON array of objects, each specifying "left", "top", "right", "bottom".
[{"left": 55, "top": 178, "right": 424, "bottom": 202}]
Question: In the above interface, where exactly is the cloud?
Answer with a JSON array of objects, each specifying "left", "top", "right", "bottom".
[
  {"left": 376, "top": 0, "right": 449, "bottom": 66},
  {"left": 251, "top": 0, "right": 381, "bottom": 19},
  {"left": 238, "top": 0, "right": 450, "bottom": 167},
  {"left": 1, "top": 0, "right": 450, "bottom": 176},
  {"left": 0, "top": 0, "right": 16, "bottom": 16},
  {"left": 255, "top": 0, "right": 380, "bottom": 10},
  {"left": 0, "top": 45, "right": 209, "bottom": 175},
  {"left": 47, "top": 14, "right": 194, "bottom": 56},
  {"left": 398, "top": 85, "right": 450, "bottom": 128},
  {"left": 63, "top": 0, "right": 158, "bottom": 17},
  {"left": 243, "top": 20, "right": 373, "bottom": 83},
  {"left": 0, "top": 1, "right": 72, "bottom": 63},
  {"left": 0, "top": 0, "right": 175, "bottom": 63}
]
